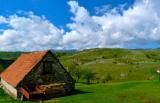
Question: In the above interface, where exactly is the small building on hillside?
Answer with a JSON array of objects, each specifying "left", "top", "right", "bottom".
[{"left": 0, "top": 50, "right": 75, "bottom": 100}]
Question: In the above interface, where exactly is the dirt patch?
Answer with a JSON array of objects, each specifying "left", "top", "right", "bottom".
[
  {"left": 139, "top": 96, "right": 159, "bottom": 103},
  {"left": 118, "top": 94, "right": 127, "bottom": 101}
]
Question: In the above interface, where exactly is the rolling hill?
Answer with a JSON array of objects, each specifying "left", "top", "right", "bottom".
[
  {"left": 59, "top": 48, "right": 160, "bottom": 82},
  {"left": 0, "top": 48, "right": 160, "bottom": 103},
  {"left": 0, "top": 48, "right": 160, "bottom": 82}
]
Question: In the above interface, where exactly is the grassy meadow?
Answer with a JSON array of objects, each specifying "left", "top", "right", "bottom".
[
  {"left": 1, "top": 81, "right": 160, "bottom": 103},
  {"left": 51, "top": 80, "right": 160, "bottom": 103},
  {"left": 1, "top": 48, "right": 160, "bottom": 103}
]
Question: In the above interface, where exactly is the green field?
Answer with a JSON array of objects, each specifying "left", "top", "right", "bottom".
[
  {"left": 1, "top": 81, "right": 160, "bottom": 103},
  {"left": 1, "top": 48, "right": 160, "bottom": 103},
  {"left": 57, "top": 81, "right": 160, "bottom": 103}
]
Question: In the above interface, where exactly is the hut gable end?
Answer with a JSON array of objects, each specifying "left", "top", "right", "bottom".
[{"left": 21, "top": 52, "right": 73, "bottom": 87}]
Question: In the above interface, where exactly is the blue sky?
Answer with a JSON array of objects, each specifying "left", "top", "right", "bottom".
[
  {"left": 0, "top": 0, "right": 134, "bottom": 29},
  {"left": 0, "top": 0, "right": 160, "bottom": 51}
]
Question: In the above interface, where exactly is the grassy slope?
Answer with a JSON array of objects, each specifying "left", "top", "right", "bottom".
[
  {"left": 0, "top": 52, "right": 21, "bottom": 60},
  {"left": 0, "top": 48, "right": 160, "bottom": 82},
  {"left": 60, "top": 48, "right": 160, "bottom": 82}
]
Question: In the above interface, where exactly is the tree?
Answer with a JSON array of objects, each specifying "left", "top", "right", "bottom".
[
  {"left": 73, "top": 67, "right": 84, "bottom": 82},
  {"left": 67, "top": 62, "right": 77, "bottom": 74},
  {"left": 66, "top": 62, "right": 84, "bottom": 82},
  {"left": 83, "top": 70, "right": 96, "bottom": 84}
]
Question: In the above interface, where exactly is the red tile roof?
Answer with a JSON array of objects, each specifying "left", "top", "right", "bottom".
[{"left": 0, "top": 50, "right": 48, "bottom": 87}]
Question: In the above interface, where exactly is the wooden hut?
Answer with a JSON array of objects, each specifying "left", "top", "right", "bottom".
[{"left": 0, "top": 50, "right": 74, "bottom": 100}]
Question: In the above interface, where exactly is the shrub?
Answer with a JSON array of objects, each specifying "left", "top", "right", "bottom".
[{"left": 101, "top": 73, "right": 112, "bottom": 83}]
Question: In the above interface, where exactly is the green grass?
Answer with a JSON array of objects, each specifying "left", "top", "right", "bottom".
[
  {"left": 59, "top": 48, "right": 160, "bottom": 82},
  {"left": 0, "top": 65, "right": 4, "bottom": 73},
  {"left": 0, "top": 89, "right": 35, "bottom": 103},
  {"left": 46, "top": 81, "right": 160, "bottom": 103},
  {"left": 0, "top": 52, "right": 21, "bottom": 60},
  {"left": 1, "top": 81, "right": 160, "bottom": 103}
]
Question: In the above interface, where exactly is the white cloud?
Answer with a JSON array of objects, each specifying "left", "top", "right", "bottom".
[
  {"left": 62, "top": 0, "right": 160, "bottom": 49},
  {"left": 0, "top": 12, "right": 64, "bottom": 51},
  {"left": 0, "top": 16, "right": 7, "bottom": 24},
  {"left": 1, "top": 0, "right": 160, "bottom": 51}
]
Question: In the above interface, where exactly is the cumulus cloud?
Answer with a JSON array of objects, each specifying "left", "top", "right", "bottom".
[
  {"left": 1, "top": 0, "right": 160, "bottom": 51},
  {"left": 0, "top": 16, "right": 7, "bottom": 24},
  {"left": 0, "top": 12, "right": 64, "bottom": 51},
  {"left": 63, "top": 0, "right": 160, "bottom": 49}
]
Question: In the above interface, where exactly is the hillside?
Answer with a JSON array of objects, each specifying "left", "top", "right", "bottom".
[
  {"left": 0, "top": 48, "right": 160, "bottom": 103},
  {"left": 59, "top": 48, "right": 160, "bottom": 82},
  {"left": 0, "top": 48, "right": 160, "bottom": 82},
  {"left": 0, "top": 52, "right": 21, "bottom": 73}
]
